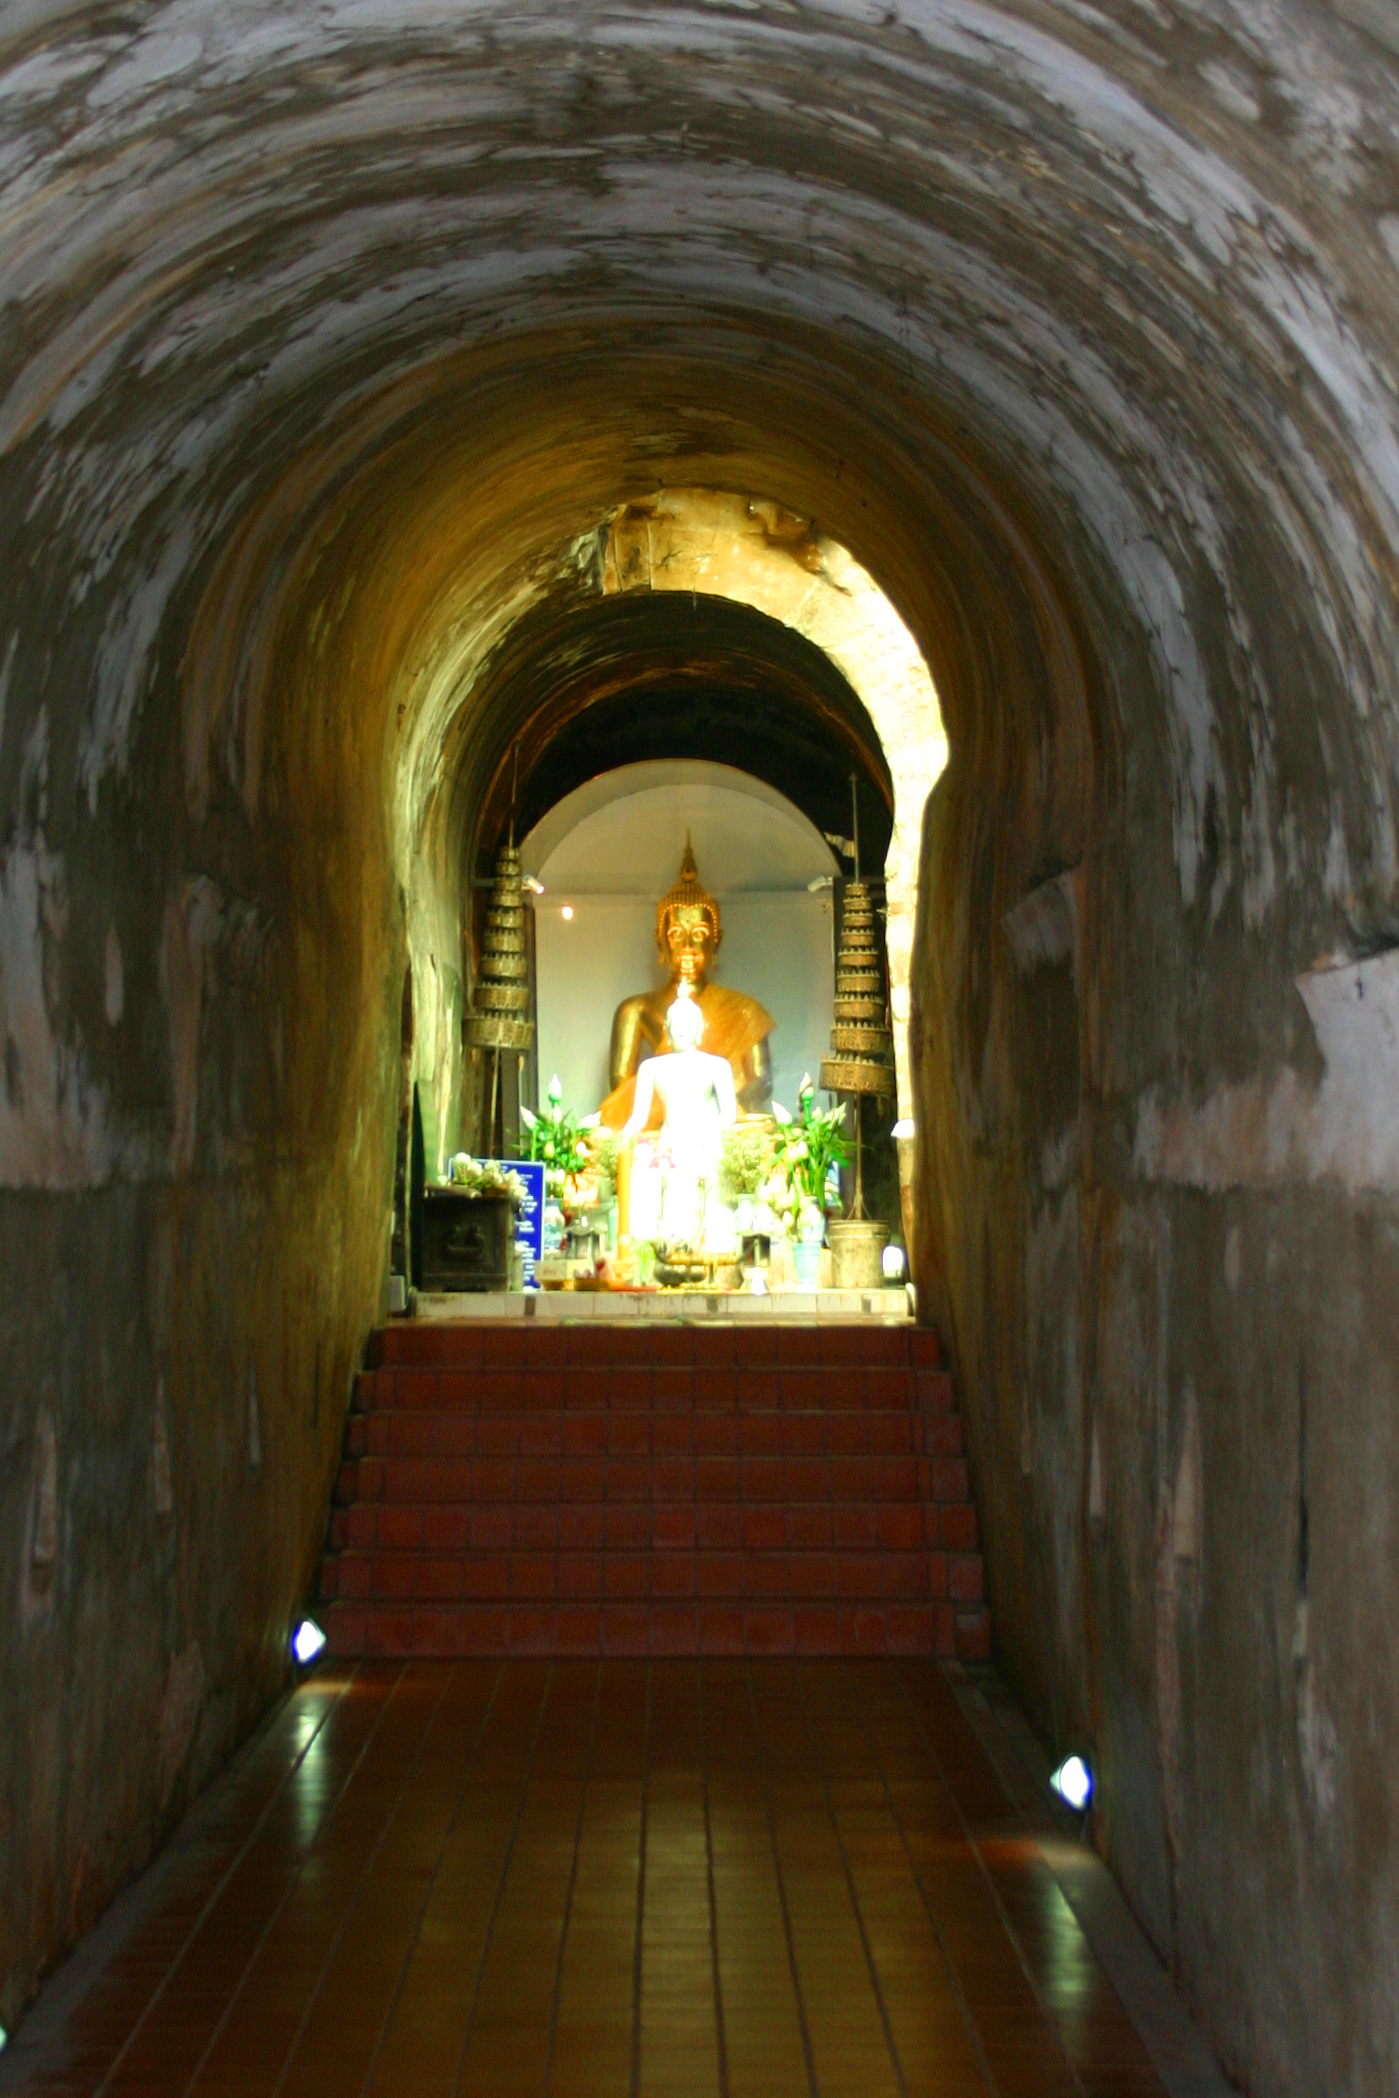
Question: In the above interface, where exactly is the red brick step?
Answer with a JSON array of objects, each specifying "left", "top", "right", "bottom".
[
  {"left": 322, "top": 1601, "right": 964, "bottom": 1658},
  {"left": 319, "top": 1321, "right": 989, "bottom": 1662}
]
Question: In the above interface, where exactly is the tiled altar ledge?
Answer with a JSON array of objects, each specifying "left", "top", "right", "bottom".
[{"left": 415, "top": 1285, "right": 913, "bottom": 1321}]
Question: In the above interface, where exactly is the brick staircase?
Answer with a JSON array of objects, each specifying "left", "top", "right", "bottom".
[{"left": 320, "top": 1321, "right": 990, "bottom": 1659}]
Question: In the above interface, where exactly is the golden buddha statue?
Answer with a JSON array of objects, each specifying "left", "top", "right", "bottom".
[{"left": 598, "top": 839, "right": 774, "bottom": 1131}]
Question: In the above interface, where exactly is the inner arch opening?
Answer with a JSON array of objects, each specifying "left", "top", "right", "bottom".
[
  {"left": 521, "top": 760, "right": 841, "bottom": 1129},
  {"left": 414, "top": 487, "right": 950, "bottom": 1192}
]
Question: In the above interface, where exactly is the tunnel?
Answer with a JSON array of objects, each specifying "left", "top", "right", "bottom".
[{"left": 3, "top": 5, "right": 1399, "bottom": 2095}]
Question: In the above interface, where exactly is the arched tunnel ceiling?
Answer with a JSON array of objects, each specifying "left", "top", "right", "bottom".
[
  {"left": 461, "top": 591, "right": 895, "bottom": 875},
  {"left": 3, "top": 0, "right": 1397, "bottom": 937}
]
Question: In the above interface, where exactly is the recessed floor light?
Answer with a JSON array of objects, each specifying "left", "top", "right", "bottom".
[
  {"left": 1050, "top": 1755, "right": 1093, "bottom": 1811},
  {"left": 292, "top": 1619, "right": 327, "bottom": 1666}
]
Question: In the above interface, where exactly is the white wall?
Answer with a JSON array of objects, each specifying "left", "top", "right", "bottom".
[{"left": 522, "top": 763, "right": 838, "bottom": 1117}]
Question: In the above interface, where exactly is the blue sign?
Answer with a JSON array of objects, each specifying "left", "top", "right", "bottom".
[{"left": 481, "top": 1158, "right": 544, "bottom": 1287}]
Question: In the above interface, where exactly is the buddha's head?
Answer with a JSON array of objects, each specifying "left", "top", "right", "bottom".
[
  {"left": 656, "top": 838, "right": 721, "bottom": 988},
  {"left": 665, "top": 984, "right": 706, "bottom": 1051}
]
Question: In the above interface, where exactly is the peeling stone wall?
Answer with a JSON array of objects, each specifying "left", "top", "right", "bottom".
[
  {"left": 4, "top": 5, "right": 1399, "bottom": 2092},
  {"left": 0, "top": 422, "right": 404, "bottom": 2024}
]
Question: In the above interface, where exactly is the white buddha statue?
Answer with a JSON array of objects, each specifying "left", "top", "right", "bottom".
[{"left": 621, "top": 984, "right": 737, "bottom": 1251}]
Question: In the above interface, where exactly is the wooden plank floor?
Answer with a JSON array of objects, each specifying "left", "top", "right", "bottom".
[{"left": 5, "top": 1660, "right": 1174, "bottom": 2098}]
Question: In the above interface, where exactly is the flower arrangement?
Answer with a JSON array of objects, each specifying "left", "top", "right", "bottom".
[
  {"left": 444, "top": 1154, "right": 529, "bottom": 1206},
  {"left": 518, "top": 1074, "right": 599, "bottom": 1175},
  {"left": 587, "top": 1130, "right": 619, "bottom": 1207},
  {"left": 517, "top": 1075, "right": 604, "bottom": 1209},
  {"left": 718, "top": 1081, "right": 849, "bottom": 1242},
  {"left": 775, "top": 1077, "right": 849, "bottom": 1209},
  {"left": 718, "top": 1119, "right": 776, "bottom": 1207}
]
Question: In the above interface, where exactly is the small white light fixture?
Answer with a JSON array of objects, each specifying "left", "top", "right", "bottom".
[
  {"left": 1050, "top": 1754, "right": 1093, "bottom": 1812},
  {"left": 292, "top": 1618, "right": 328, "bottom": 1667},
  {"left": 522, "top": 876, "right": 544, "bottom": 894},
  {"left": 0, "top": 2025, "right": 8, "bottom": 2053},
  {"left": 560, "top": 904, "right": 575, "bottom": 921},
  {"left": 882, "top": 1244, "right": 907, "bottom": 1280},
  {"left": 891, "top": 1117, "right": 915, "bottom": 1140}
]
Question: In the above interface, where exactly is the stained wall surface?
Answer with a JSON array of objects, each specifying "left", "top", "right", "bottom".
[{"left": 2, "top": 6, "right": 1399, "bottom": 2094}]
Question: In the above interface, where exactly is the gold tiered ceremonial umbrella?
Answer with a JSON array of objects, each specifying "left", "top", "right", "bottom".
[
  {"left": 819, "top": 878, "right": 896, "bottom": 1100},
  {"left": 819, "top": 784, "right": 895, "bottom": 1217},
  {"left": 465, "top": 841, "right": 535, "bottom": 1145}
]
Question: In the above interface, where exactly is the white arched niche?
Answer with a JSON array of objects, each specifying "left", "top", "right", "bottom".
[{"left": 521, "top": 761, "right": 839, "bottom": 1117}]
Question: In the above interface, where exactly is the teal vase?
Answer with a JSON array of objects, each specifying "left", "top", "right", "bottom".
[{"left": 792, "top": 1241, "right": 822, "bottom": 1288}]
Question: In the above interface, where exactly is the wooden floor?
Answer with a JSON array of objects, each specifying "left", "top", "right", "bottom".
[{"left": 7, "top": 1660, "right": 1174, "bottom": 2097}]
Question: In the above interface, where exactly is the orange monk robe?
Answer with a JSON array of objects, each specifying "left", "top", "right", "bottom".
[{"left": 597, "top": 984, "right": 775, "bottom": 1132}]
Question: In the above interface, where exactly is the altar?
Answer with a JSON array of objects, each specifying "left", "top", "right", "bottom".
[{"left": 413, "top": 1283, "right": 912, "bottom": 1322}]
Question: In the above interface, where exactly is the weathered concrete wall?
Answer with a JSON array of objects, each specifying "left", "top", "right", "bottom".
[
  {"left": 4, "top": 4, "right": 1399, "bottom": 2091},
  {"left": 0, "top": 399, "right": 406, "bottom": 2021}
]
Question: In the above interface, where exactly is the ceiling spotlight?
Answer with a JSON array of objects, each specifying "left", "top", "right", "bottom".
[
  {"left": 292, "top": 1618, "right": 328, "bottom": 1667},
  {"left": 521, "top": 877, "right": 544, "bottom": 895},
  {"left": 806, "top": 874, "right": 834, "bottom": 892},
  {"left": 560, "top": 904, "right": 575, "bottom": 921},
  {"left": 1049, "top": 1754, "right": 1093, "bottom": 1812},
  {"left": 890, "top": 1117, "right": 915, "bottom": 1139}
]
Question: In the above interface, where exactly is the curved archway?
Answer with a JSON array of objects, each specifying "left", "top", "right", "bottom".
[
  {"left": 420, "top": 559, "right": 916, "bottom": 1162},
  {"left": 462, "top": 586, "right": 896, "bottom": 867}
]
